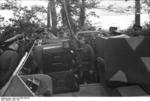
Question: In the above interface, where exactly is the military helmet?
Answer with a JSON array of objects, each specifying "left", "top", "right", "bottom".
[{"left": 0, "top": 34, "right": 24, "bottom": 47}]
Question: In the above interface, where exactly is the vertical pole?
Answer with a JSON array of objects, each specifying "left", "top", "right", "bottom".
[
  {"left": 79, "top": 0, "right": 86, "bottom": 27},
  {"left": 47, "top": 1, "right": 51, "bottom": 28},
  {"left": 50, "top": 0, "right": 57, "bottom": 36},
  {"left": 135, "top": 0, "right": 140, "bottom": 26}
]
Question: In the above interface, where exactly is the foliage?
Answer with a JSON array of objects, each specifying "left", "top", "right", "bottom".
[
  {"left": 0, "top": 15, "right": 4, "bottom": 29},
  {"left": 58, "top": 0, "right": 100, "bottom": 33},
  {"left": 0, "top": 0, "right": 101, "bottom": 38},
  {"left": 142, "top": 0, "right": 150, "bottom": 24},
  {"left": 0, "top": 0, "right": 47, "bottom": 38}
]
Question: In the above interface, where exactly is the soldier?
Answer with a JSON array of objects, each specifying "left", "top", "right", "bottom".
[
  {"left": 77, "top": 35, "right": 95, "bottom": 84},
  {"left": 132, "top": 24, "right": 142, "bottom": 36},
  {"left": 109, "top": 27, "right": 122, "bottom": 36},
  {"left": 0, "top": 34, "right": 22, "bottom": 88}
]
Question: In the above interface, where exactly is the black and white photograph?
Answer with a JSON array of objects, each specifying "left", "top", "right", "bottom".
[{"left": 0, "top": 0, "right": 150, "bottom": 98}]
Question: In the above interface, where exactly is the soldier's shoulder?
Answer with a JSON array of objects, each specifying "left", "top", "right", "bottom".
[{"left": 3, "top": 50, "right": 18, "bottom": 56}]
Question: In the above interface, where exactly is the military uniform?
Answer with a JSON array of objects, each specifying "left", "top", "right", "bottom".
[
  {"left": 0, "top": 34, "right": 22, "bottom": 88},
  {"left": 79, "top": 43, "right": 95, "bottom": 83},
  {"left": 0, "top": 49, "right": 19, "bottom": 88}
]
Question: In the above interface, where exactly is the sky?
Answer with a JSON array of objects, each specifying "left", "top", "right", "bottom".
[{"left": 0, "top": 0, "right": 149, "bottom": 30}]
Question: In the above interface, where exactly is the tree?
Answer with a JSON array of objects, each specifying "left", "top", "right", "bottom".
[
  {"left": 1, "top": 0, "right": 101, "bottom": 37},
  {"left": 142, "top": 0, "right": 150, "bottom": 24},
  {"left": 41, "top": 0, "right": 100, "bottom": 34},
  {"left": 50, "top": 0, "right": 57, "bottom": 35},
  {"left": 0, "top": 0, "right": 47, "bottom": 37},
  {"left": 47, "top": 0, "right": 57, "bottom": 36},
  {"left": 79, "top": 0, "right": 86, "bottom": 27},
  {"left": 47, "top": 1, "right": 51, "bottom": 28},
  {"left": 135, "top": 0, "right": 141, "bottom": 27},
  {"left": 59, "top": 0, "right": 100, "bottom": 33}
]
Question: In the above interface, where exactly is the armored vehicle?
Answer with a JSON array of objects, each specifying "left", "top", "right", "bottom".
[
  {"left": 1, "top": 0, "right": 150, "bottom": 96},
  {"left": 1, "top": 30, "right": 150, "bottom": 96}
]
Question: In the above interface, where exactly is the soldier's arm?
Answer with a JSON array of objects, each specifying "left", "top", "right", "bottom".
[{"left": 3, "top": 52, "right": 19, "bottom": 83}]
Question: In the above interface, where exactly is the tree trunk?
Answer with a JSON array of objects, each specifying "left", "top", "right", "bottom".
[
  {"left": 50, "top": 0, "right": 57, "bottom": 36},
  {"left": 61, "top": 3, "right": 66, "bottom": 27},
  {"left": 61, "top": 0, "right": 77, "bottom": 33},
  {"left": 47, "top": 1, "right": 51, "bottom": 28},
  {"left": 79, "top": 0, "right": 86, "bottom": 28},
  {"left": 61, "top": 0, "right": 71, "bottom": 27},
  {"left": 135, "top": 0, "right": 140, "bottom": 26}
]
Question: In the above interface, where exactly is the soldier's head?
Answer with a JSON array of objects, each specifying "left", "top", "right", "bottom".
[
  {"left": 109, "top": 27, "right": 117, "bottom": 33},
  {"left": 133, "top": 24, "right": 142, "bottom": 31},
  {"left": 1, "top": 34, "right": 23, "bottom": 51}
]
